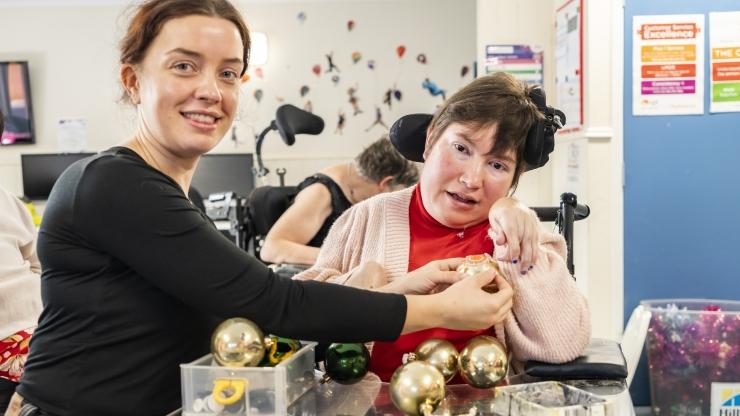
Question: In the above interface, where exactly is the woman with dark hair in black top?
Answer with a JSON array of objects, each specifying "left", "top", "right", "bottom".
[
  {"left": 261, "top": 137, "right": 419, "bottom": 265},
  {"left": 8, "top": 1, "right": 515, "bottom": 415}
]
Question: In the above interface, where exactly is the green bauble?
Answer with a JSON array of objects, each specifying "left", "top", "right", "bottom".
[{"left": 324, "top": 343, "right": 370, "bottom": 384}]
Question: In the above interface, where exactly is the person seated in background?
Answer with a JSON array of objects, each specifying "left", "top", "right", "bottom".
[
  {"left": 260, "top": 136, "right": 419, "bottom": 266},
  {"left": 295, "top": 72, "right": 591, "bottom": 382},
  {"left": 0, "top": 111, "right": 43, "bottom": 413}
]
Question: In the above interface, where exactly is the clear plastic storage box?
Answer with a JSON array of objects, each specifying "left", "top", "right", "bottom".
[
  {"left": 180, "top": 342, "right": 317, "bottom": 416},
  {"left": 493, "top": 381, "right": 615, "bottom": 416}
]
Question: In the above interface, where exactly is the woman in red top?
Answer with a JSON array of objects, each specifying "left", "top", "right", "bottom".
[{"left": 296, "top": 72, "right": 591, "bottom": 381}]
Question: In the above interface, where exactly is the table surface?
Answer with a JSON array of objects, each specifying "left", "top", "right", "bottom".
[{"left": 284, "top": 374, "right": 636, "bottom": 415}]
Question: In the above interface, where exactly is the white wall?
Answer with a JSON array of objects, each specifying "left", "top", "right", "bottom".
[
  {"left": 477, "top": 0, "right": 624, "bottom": 340},
  {"left": 551, "top": 0, "right": 624, "bottom": 340},
  {"left": 0, "top": 0, "right": 476, "bottom": 193},
  {"left": 476, "top": 0, "right": 554, "bottom": 207}
]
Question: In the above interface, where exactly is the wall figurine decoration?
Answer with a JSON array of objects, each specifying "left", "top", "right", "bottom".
[
  {"left": 422, "top": 78, "right": 446, "bottom": 100},
  {"left": 326, "top": 52, "right": 340, "bottom": 73},
  {"left": 365, "top": 107, "right": 388, "bottom": 131}
]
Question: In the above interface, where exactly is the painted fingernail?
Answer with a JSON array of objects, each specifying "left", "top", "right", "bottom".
[
  {"left": 529, "top": 265, "right": 534, "bottom": 270},
  {"left": 520, "top": 270, "right": 527, "bottom": 275},
  {"left": 512, "top": 258, "right": 518, "bottom": 264}
]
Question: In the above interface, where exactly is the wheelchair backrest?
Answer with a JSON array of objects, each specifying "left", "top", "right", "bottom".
[{"left": 246, "top": 185, "right": 299, "bottom": 258}]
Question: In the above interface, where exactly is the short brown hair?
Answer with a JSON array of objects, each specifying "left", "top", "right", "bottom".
[
  {"left": 426, "top": 72, "right": 543, "bottom": 190},
  {"left": 119, "top": 0, "right": 250, "bottom": 102},
  {"left": 356, "top": 136, "right": 419, "bottom": 188}
]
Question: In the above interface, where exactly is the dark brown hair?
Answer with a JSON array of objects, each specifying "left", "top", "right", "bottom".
[
  {"left": 356, "top": 136, "right": 419, "bottom": 188},
  {"left": 426, "top": 72, "right": 543, "bottom": 190},
  {"left": 119, "top": 0, "right": 250, "bottom": 101}
]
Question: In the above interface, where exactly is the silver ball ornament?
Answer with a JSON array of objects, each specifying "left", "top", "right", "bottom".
[
  {"left": 413, "top": 339, "right": 459, "bottom": 383},
  {"left": 211, "top": 318, "right": 268, "bottom": 367},
  {"left": 389, "top": 361, "right": 446, "bottom": 416},
  {"left": 456, "top": 253, "right": 502, "bottom": 292},
  {"left": 458, "top": 335, "right": 508, "bottom": 388}
]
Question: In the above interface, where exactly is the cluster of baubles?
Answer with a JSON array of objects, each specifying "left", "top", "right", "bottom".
[
  {"left": 209, "top": 250, "right": 508, "bottom": 415},
  {"left": 211, "top": 317, "right": 302, "bottom": 368},
  {"left": 209, "top": 318, "right": 302, "bottom": 405},
  {"left": 390, "top": 336, "right": 508, "bottom": 416}
]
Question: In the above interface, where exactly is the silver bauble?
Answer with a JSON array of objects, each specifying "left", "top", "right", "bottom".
[
  {"left": 389, "top": 361, "right": 446, "bottom": 416},
  {"left": 457, "top": 335, "right": 508, "bottom": 388},
  {"left": 413, "top": 339, "right": 459, "bottom": 382},
  {"left": 211, "top": 317, "right": 267, "bottom": 367}
]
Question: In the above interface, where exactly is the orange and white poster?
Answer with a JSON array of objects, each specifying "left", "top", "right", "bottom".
[
  {"left": 709, "top": 11, "right": 740, "bottom": 113},
  {"left": 633, "top": 14, "right": 705, "bottom": 116}
]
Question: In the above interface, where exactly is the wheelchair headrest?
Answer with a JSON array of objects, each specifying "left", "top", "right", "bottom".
[
  {"left": 388, "top": 113, "right": 433, "bottom": 163},
  {"left": 388, "top": 86, "right": 566, "bottom": 171},
  {"left": 275, "top": 104, "right": 325, "bottom": 146}
]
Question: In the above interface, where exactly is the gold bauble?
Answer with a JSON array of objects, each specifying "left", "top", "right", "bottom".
[
  {"left": 211, "top": 318, "right": 268, "bottom": 367},
  {"left": 413, "top": 339, "right": 459, "bottom": 383},
  {"left": 456, "top": 253, "right": 502, "bottom": 292},
  {"left": 389, "top": 361, "right": 446, "bottom": 416},
  {"left": 457, "top": 335, "right": 508, "bottom": 389}
]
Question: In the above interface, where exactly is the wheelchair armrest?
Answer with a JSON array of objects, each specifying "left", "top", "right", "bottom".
[
  {"left": 523, "top": 338, "right": 628, "bottom": 380},
  {"left": 268, "top": 263, "right": 311, "bottom": 279}
]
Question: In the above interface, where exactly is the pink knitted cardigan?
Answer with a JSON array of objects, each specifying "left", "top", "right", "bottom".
[{"left": 294, "top": 187, "right": 591, "bottom": 363}]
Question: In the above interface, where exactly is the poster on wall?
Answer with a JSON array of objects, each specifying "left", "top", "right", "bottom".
[
  {"left": 57, "top": 118, "right": 88, "bottom": 153},
  {"left": 484, "top": 44, "right": 543, "bottom": 85},
  {"left": 632, "top": 14, "right": 705, "bottom": 116},
  {"left": 555, "top": 0, "right": 583, "bottom": 133},
  {"left": 709, "top": 11, "right": 740, "bottom": 113}
]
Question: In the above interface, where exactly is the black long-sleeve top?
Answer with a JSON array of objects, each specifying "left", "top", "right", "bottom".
[{"left": 18, "top": 147, "right": 406, "bottom": 416}]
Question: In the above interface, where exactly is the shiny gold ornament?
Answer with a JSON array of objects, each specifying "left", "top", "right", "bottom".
[
  {"left": 458, "top": 335, "right": 508, "bottom": 388},
  {"left": 456, "top": 253, "right": 502, "bottom": 292},
  {"left": 211, "top": 318, "right": 272, "bottom": 367},
  {"left": 409, "top": 339, "right": 459, "bottom": 383},
  {"left": 389, "top": 361, "right": 446, "bottom": 416}
]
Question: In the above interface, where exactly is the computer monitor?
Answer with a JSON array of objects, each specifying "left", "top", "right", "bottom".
[
  {"left": 21, "top": 153, "right": 95, "bottom": 200},
  {"left": 191, "top": 153, "right": 255, "bottom": 200}
]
